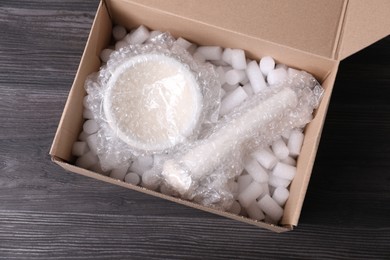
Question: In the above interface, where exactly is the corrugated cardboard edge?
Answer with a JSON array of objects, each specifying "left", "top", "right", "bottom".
[
  {"left": 337, "top": 0, "right": 390, "bottom": 60},
  {"left": 49, "top": 1, "right": 112, "bottom": 161},
  {"left": 52, "top": 156, "right": 291, "bottom": 233}
]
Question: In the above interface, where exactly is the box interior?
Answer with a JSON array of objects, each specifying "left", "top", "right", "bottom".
[{"left": 50, "top": 0, "right": 389, "bottom": 232}]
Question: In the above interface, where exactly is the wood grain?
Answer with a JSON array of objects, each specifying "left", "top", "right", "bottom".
[{"left": 0, "top": 1, "right": 389, "bottom": 259}]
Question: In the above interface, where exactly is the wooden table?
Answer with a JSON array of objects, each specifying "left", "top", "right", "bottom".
[{"left": 1, "top": 1, "right": 389, "bottom": 259}]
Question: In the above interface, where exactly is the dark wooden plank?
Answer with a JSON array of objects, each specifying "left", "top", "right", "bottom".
[
  {"left": 0, "top": 1, "right": 389, "bottom": 259},
  {"left": 0, "top": 210, "right": 389, "bottom": 260}
]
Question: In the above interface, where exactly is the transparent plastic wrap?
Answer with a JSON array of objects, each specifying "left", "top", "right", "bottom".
[
  {"left": 84, "top": 33, "right": 221, "bottom": 171},
  {"left": 160, "top": 71, "right": 324, "bottom": 210}
]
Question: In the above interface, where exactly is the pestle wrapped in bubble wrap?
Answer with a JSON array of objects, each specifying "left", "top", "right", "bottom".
[
  {"left": 159, "top": 71, "right": 324, "bottom": 210},
  {"left": 83, "top": 33, "right": 221, "bottom": 171}
]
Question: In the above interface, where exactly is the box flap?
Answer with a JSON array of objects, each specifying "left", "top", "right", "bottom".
[
  {"left": 119, "top": 0, "right": 389, "bottom": 60},
  {"left": 336, "top": 0, "right": 390, "bottom": 60},
  {"left": 123, "top": 0, "right": 345, "bottom": 58}
]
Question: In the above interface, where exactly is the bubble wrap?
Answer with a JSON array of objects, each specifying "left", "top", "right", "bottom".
[
  {"left": 84, "top": 33, "right": 221, "bottom": 171},
  {"left": 160, "top": 71, "right": 323, "bottom": 210}
]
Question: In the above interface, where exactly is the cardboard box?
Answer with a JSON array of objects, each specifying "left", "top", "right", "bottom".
[{"left": 50, "top": 0, "right": 390, "bottom": 232}]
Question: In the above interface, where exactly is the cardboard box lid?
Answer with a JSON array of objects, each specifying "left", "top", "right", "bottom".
[{"left": 125, "top": 0, "right": 389, "bottom": 60}]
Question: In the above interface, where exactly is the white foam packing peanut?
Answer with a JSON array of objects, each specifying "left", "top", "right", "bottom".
[
  {"left": 147, "top": 30, "right": 163, "bottom": 42},
  {"left": 196, "top": 46, "right": 222, "bottom": 61},
  {"left": 222, "top": 83, "right": 238, "bottom": 93},
  {"left": 83, "top": 95, "right": 89, "bottom": 108},
  {"left": 129, "top": 155, "right": 154, "bottom": 175},
  {"left": 225, "top": 69, "right": 246, "bottom": 85},
  {"left": 160, "top": 183, "right": 180, "bottom": 197},
  {"left": 246, "top": 201, "right": 265, "bottom": 221},
  {"left": 228, "top": 200, "right": 242, "bottom": 215},
  {"left": 193, "top": 51, "right": 206, "bottom": 63},
  {"left": 271, "top": 138, "right": 289, "bottom": 160},
  {"left": 272, "top": 162, "right": 296, "bottom": 181},
  {"left": 86, "top": 133, "right": 98, "bottom": 154},
  {"left": 125, "top": 25, "right": 149, "bottom": 45},
  {"left": 252, "top": 148, "right": 278, "bottom": 170},
  {"left": 76, "top": 151, "right": 98, "bottom": 169},
  {"left": 237, "top": 174, "right": 253, "bottom": 193},
  {"left": 267, "top": 67, "right": 288, "bottom": 85},
  {"left": 281, "top": 129, "right": 291, "bottom": 141},
  {"left": 187, "top": 44, "right": 197, "bottom": 55},
  {"left": 268, "top": 174, "right": 290, "bottom": 188},
  {"left": 281, "top": 156, "right": 296, "bottom": 166},
  {"left": 244, "top": 157, "right": 269, "bottom": 183},
  {"left": 100, "top": 48, "right": 113, "bottom": 63},
  {"left": 78, "top": 131, "right": 88, "bottom": 142},
  {"left": 110, "top": 163, "right": 129, "bottom": 181},
  {"left": 262, "top": 182, "right": 270, "bottom": 197},
  {"left": 272, "top": 187, "right": 290, "bottom": 206},
  {"left": 72, "top": 141, "right": 88, "bottom": 157},
  {"left": 257, "top": 194, "right": 284, "bottom": 222},
  {"left": 242, "top": 83, "right": 253, "bottom": 96},
  {"left": 237, "top": 181, "right": 264, "bottom": 208},
  {"left": 288, "top": 129, "right": 304, "bottom": 157},
  {"left": 222, "top": 48, "right": 233, "bottom": 64},
  {"left": 141, "top": 168, "right": 161, "bottom": 191},
  {"left": 246, "top": 61, "right": 267, "bottom": 93},
  {"left": 240, "top": 73, "right": 249, "bottom": 85},
  {"left": 215, "top": 66, "right": 226, "bottom": 85},
  {"left": 231, "top": 49, "right": 246, "bottom": 70},
  {"left": 83, "top": 120, "right": 99, "bottom": 135},
  {"left": 83, "top": 109, "right": 94, "bottom": 120},
  {"left": 259, "top": 56, "right": 275, "bottom": 76},
  {"left": 115, "top": 40, "right": 128, "bottom": 50},
  {"left": 125, "top": 172, "right": 141, "bottom": 185},
  {"left": 219, "top": 87, "right": 248, "bottom": 116},
  {"left": 174, "top": 37, "right": 192, "bottom": 50},
  {"left": 112, "top": 25, "right": 127, "bottom": 41},
  {"left": 228, "top": 181, "right": 239, "bottom": 199}
]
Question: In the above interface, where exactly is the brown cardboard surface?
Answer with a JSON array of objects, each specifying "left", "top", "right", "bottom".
[
  {"left": 125, "top": 0, "right": 345, "bottom": 59},
  {"left": 52, "top": 156, "right": 290, "bottom": 232},
  {"left": 50, "top": 0, "right": 389, "bottom": 231},
  {"left": 337, "top": 0, "right": 390, "bottom": 60},
  {"left": 50, "top": 1, "right": 112, "bottom": 161},
  {"left": 113, "top": 0, "right": 390, "bottom": 60}
]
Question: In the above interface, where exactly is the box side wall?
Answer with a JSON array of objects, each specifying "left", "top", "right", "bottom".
[
  {"left": 281, "top": 63, "right": 339, "bottom": 226},
  {"left": 107, "top": 0, "right": 335, "bottom": 82},
  {"left": 50, "top": 1, "right": 112, "bottom": 161},
  {"left": 121, "top": 0, "right": 346, "bottom": 59},
  {"left": 53, "top": 157, "right": 290, "bottom": 232},
  {"left": 52, "top": 0, "right": 339, "bottom": 230}
]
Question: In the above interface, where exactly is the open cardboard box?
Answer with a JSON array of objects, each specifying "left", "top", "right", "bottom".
[{"left": 50, "top": 0, "right": 389, "bottom": 232}]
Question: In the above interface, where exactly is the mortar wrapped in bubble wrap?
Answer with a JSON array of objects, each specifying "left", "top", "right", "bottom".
[{"left": 83, "top": 33, "right": 221, "bottom": 171}]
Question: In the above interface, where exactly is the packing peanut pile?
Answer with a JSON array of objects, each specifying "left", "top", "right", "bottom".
[{"left": 72, "top": 24, "right": 323, "bottom": 225}]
